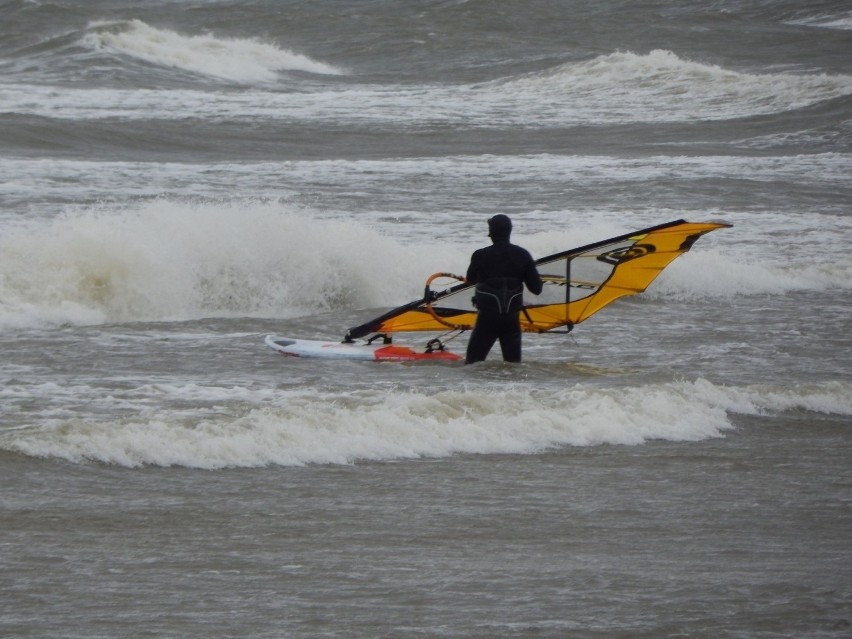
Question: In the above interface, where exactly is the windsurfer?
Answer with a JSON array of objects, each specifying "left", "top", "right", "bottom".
[{"left": 465, "top": 214, "right": 543, "bottom": 363}]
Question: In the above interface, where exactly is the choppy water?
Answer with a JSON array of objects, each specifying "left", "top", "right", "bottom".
[{"left": 1, "top": 1, "right": 850, "bottom": 637}]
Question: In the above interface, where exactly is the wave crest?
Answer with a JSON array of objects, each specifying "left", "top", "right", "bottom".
[
  {"left": 0, "top": 200, "right": 438, "bottom": 329},
  {"left": 4, "top": 379, "right": 849, "bottom": 468},
  {"left": 83, "top": 19, "right": 343, "bottom": 83},
  {"left": 485, "top": 49, "right": 852, "bottom": 122}
]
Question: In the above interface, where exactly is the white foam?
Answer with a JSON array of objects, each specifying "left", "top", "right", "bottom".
[
  {"left": 787, "top": 12, "right": 852, "bottom": 31},
  {"left": 3, "top": 155, "right": 847, "bottom": 206},
  {"left": 1, "top": 193, "right": 849, "bottom": 329},
  {"left": 4, "top": 379, "right": 849, "bottom": 468},
  {"left": 648, "top": 249, "right": 852, "bottom": 300},
  {"left": 3, "top": 50, "right": 849, "bottom": 124},
  {"left": 0, "top": 200, "right": 460, "bottom": 329},
  {"left": 83, "top": 19, "right": 342, "bottom": 82},
  {"left": 474, "top": 49, "right": 852, "bottom": 124}
]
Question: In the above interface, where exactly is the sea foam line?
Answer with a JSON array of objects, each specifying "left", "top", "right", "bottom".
[
  {"left": 2, "top": 50, "right": 849, "bottom": 123},
  {"left": 3, "top": 379, "right": 849, "bottom": 468}
]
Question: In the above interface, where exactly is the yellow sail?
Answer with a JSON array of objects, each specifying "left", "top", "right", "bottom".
[{"left": 345, "top": 220, "right": 730, "bottom": 340}]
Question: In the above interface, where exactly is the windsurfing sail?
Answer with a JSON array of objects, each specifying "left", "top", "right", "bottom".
[{"left": 345, "top": 219, "right": 730, "bottom": 341}]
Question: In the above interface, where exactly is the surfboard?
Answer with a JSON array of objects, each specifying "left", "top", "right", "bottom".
[{"left": 264, "top": 335, "right": 462, "bottom": 362}]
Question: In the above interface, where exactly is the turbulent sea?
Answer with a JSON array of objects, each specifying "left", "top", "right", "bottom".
[{"left": 1, "top": 1, "right": 851, "bottom": 637}]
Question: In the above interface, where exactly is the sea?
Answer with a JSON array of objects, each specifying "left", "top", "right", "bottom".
[{"left": 1, "top": 1, "right": 850, "bottom": 637}]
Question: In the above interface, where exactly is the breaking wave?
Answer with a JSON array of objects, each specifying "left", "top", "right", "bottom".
[
  {"left": 3, "top": 49, "right": 849, "bottom": 125},
  {"left": 0, "top": 197, "right": 848, "bottom": 331},
  {"left": 480, "top": 49, "right": 852, "bottom": 123},
  {"left": 0, "top": 200, "right": 457, "bottom": 329},
  {"left": 83, "top": 19, "right": 343, "bottom": 82},
  {"left": 3, "top": 379, "right": 850, "bottom": 468}
]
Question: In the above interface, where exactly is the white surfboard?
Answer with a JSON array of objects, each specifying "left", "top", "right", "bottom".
[{"left": 264, "top": 335, "right": 461, "bottom": 362}]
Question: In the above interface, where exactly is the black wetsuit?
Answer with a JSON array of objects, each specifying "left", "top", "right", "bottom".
[{"left": 465, "top": 239, "right": 543, "bottom": 363}]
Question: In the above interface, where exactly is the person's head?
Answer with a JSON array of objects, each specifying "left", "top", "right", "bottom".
[{"left": 487, "top": 214, "right": 512, "bottom": 242}]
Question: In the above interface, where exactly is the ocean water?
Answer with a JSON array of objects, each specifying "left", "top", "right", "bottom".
[{"left": 1, "top": 1, "right": 850, "bottom": 637}]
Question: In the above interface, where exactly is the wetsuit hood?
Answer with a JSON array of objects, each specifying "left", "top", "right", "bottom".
[{"left": 488, "top": 214, "right": 512, "bottom": 241}]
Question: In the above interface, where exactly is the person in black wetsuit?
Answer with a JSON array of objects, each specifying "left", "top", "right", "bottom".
[{"left": 465, "top": 214, "right": 543, "bottom": 364}]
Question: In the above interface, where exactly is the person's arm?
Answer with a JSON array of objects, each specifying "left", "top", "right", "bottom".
[
  {"left": 466, "top": 250, "right": 481, "bottom": 284},
  {"left": 524, "top": 253, "right": 543, "bottom": 295}
]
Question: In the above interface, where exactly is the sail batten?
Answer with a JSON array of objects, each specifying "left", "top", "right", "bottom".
[{"left": 345, "top": 219, "right": 730, "bottom": 341}]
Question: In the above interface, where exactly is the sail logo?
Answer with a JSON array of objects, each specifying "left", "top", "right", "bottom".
[{"left": 597, "top": 243, "right": 655, "bottom": 265}]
